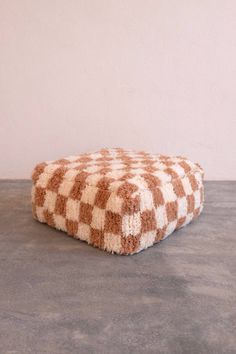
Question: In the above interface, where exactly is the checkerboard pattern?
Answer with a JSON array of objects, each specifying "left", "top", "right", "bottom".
[{"left": 31, "top": 148, "right": 204, "bottom": 255}]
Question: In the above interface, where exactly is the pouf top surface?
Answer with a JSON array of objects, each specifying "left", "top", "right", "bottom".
[{"left": 33, "top": 148, "right": 203, "bottom": 192}]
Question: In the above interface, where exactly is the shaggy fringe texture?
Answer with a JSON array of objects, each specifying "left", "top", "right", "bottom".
[{"left": 31, "top": 148, "right": 204, "bottom": 255}]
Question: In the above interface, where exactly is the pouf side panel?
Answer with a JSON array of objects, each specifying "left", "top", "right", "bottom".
[
  {"left": 31, "top": 177, "right": 125, "bottom": 252},
  {"left": 136, "top": 170, "right": 204, "bottom": 254}
]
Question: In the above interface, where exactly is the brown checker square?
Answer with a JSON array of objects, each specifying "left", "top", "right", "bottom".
[
  {"left": 78, "top": 156, "right": 93, "bottom": 163},
  {"left": 188, "top": 174, "right": 198, "bottom": 192},
  {"left": 97, "top": 177, "right": 114, "bottom": 190},
  {"left": 90, "top": 228, "right": 104, "bottom": 249},
  {"left": 164, "top": 160, "right": 174, "bottom": 167},
  {"left": 98, "top": 167, "right": 112, "bottom": 175},
  {"left": 54, "top": 194, "right": 67, "bottom": 217},
  {"left": 121, "top": 234, "right": 141, "bottom": 255},
  {"left": 166, "top": 201, "right": 178, "bottom": 222},
  {"left": 43, "top": 210, "right": 55, "bottom": 227},
  {"left": 119, "top": 173, "right": 135, "bottom": 181},
  {"left": 69, "top": 180, "right": 86, "bottom": 200},
  {"left": 32, "top": 162, "right": 47, "bottom": 183},
  {"left": 47, "top": 167, "right": 66, "bottom": 192},
  {"left": 35, "top": 187, "right": 46, "bottom": 207},
  {"left": 94, "top": 189, "right": 111, "bottom": 209},
  {"left": 104, "top": 211, "right": 122, "bottom": 234},
  {"left": 179, "top": 161, "right": 191, "bottom": 173},
  {"left": 100, "top": 148, "right": 111, "bottom": 155},
  {"left": 117, "top": 182, "right": 138, "bottom": 199},
  {"left": 97, "top": 162, "right": 111, "bottom": 169},
  {"left": 144, "top": 165, "right": 158, "bottom": 174},
  {"left": 176, "top": 217, "right": 186, "bottom": 229},
  {"left": 75, "top": 163, "right": 88, "bottom": 171},
  {"left": 172, "top": 179, "right": 185, "bottom": 198},
  {"left": 69, "top": 171, "right": 90, "bottom": 200},
  {"left": 122, "top": 195, "right": 140, "bottom": 214},
  {"left": 54, "top": 158, "right": 70, "bottom": 165},
  {"left": 141, "top": 209, "right": 157, "bottom": 233},
  {"left": 66, "top": 220, "right": 78, "bottom": 236},
  {"left": 122, "top": 160, "right": 133, "bottom": 168},
  {"left": 152, "top": 188, "right": 164, "bottom": 208},
  {"left": 79, "top": 202, "right": 93, "bottom": 224},
  {"left": 155, "top": 227, "right": 167, "bottom": 242},
  {"left": 75, "top": 171, "right": 90, "bottom": 183},
  {"left": 96, "top": 156, "right": 113, "bottom": 162},
  {"left": 187, "top": 194, "right": 195, "bottom": 214},
  {"left": 164, "top": 168, "right": 179, "bottom": 179},
  {"left": 142, "top": 173, "right": 161, "bottom": 189}
]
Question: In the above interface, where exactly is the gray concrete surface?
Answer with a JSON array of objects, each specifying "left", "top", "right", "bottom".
[{"left": 0, "top": 181, "right": 236, "bottom": 354}]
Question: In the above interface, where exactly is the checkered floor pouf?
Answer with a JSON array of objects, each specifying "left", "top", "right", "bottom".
[{"left": 31, "top": 148, "right": 204, "bottom": 255}]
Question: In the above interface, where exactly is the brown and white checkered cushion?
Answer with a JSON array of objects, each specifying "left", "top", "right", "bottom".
[{"left": 31, "top": 148, "right": 204, "bottom": 255}]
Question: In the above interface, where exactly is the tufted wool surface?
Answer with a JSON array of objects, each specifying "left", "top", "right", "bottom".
[{"left": 31, "top": 148, "right": 204, "bottom": 255}]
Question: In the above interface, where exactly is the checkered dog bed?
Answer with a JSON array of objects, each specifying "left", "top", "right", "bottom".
[{"left": 31, "top": 148, "right": 204, "bottom": 255}]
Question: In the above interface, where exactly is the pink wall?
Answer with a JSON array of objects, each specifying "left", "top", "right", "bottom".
[{"left": 1, "top": 0, "right": 236, "bottom": 179}]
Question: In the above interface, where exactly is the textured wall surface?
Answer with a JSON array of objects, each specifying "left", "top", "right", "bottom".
[{"left": 1, "top": 0, "right": 236, "bottom": 179}]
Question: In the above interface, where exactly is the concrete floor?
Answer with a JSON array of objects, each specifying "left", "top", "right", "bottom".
[{"left": 0, "top": 181, "right": 236, "bottom": 354}]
